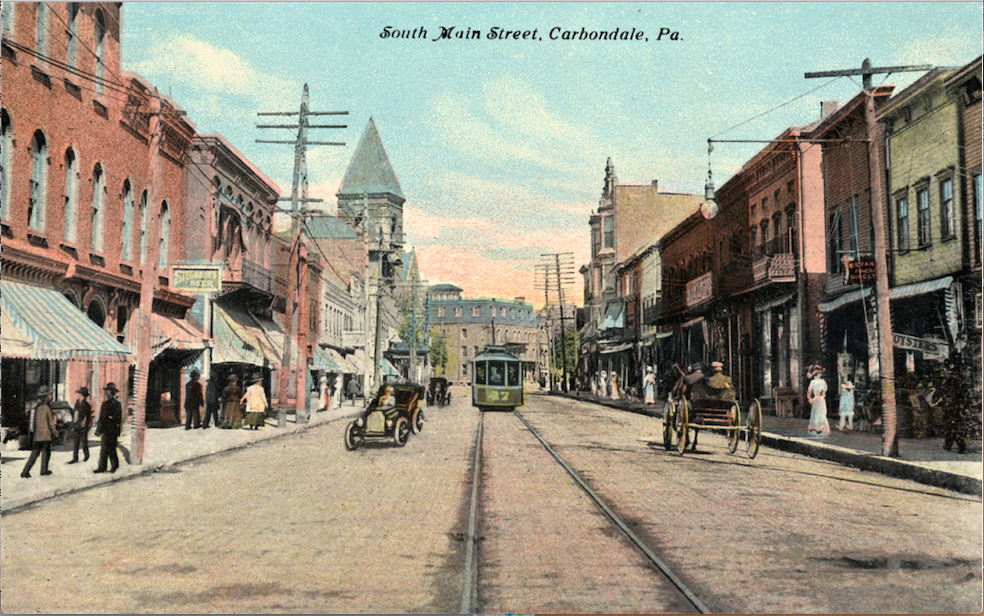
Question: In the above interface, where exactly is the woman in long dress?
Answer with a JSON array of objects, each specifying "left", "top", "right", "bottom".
[
  {"left": 318, "top": 374, "right": 330, "bottom": 412},
  {"left": 242, "top": 377, "right": 268, "bottom": 430},
  {"left": 222, "top": 374, "right": 244, "bottom": 430},
  {"left": 807, "top": 366, "right": 830, "bottom": 436},
  {"left": 611, "top": 372, "right": 621, "bottom": 400},
  {"left": 644, "top": 366, "right": 657, "bottom": 404},
  {"left": 838, "top": 380, "right": 855, "bottom": 431}
]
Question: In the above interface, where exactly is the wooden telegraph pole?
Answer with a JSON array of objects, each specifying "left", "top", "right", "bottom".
[
  {"left": 257, "top": 84, "right": 346, "bottom": 427},
  {"left": 805, "top": 58, "right": 932, "bottom": 457}
]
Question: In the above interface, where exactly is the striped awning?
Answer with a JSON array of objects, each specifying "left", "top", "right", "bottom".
[
  {"left": 1, "top": 280, "right": 132, "bottom": 362},
  {"left": 817, "top": 287, "right": 872, "bottom": 313},
  {"left": 347, "top": 349, "right": 367, "bottom": 373},
  {"left": 1, "top": 311, "right": 37, "bottom": 358},
  {"left": 151, "top": 314, "right": 208, "bottom": 356},
  {"left": 212, "top": 304, "right": 280, "bottom": 366},
  {"left": 889, "top": 276, "right": 952, "bottom": 300},
  {"left": 599, "top": 304, "right": 624, "bottom": 331},
  {"left": 315, "top": 347, "right": 355, "bottom": 373},
  {"left": 312, "top": 346, "right": 341, "bottom": 372},
  {"left": 381, "top": 357, "right": 400, "bottom": 377}
]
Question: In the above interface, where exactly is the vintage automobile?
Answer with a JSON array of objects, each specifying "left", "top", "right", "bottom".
[
  {"left": 344, "top": 382, "right": 425, "bottom": 450},
  {"left": 426, "top": 377, "right": 451, "bottom": 407}
]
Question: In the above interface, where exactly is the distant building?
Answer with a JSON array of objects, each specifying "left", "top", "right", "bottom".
[{"left": 428, "top": 285, "right": 542, "bottom": 385}]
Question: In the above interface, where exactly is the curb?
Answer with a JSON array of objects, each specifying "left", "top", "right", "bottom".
[
  {"left": 547, "top": 391, "right": 983, "bottom": 497},
  {"left": 2, "top": 410, "right": 360, "bottom": 513}
]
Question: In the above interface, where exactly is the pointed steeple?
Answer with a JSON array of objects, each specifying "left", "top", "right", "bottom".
[{"left": 337, "top": 118, "right": 404, "bottom": 199}]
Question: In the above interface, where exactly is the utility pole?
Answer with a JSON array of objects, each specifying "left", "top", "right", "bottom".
[
  {"left": 805, "top": 58, "right": 932, "bottom": 457},
  {"left": 538, "top": 253, "right": 577, "bottom": 391},
  {"left": 257, "top": 84, "right": 346, "bottom": 427},
  {"left": 132, "top": 92, "right": 169, "bottom": 463}
]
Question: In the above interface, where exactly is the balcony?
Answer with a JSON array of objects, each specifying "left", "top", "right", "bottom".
[
  {"left": 242, "top": 259, "right": 282, "bottom": 295},
  {"left": 752, "top": 253, "right": 797, "bottom": 284}
]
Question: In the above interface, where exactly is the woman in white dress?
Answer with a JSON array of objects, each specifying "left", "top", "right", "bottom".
[{"left": 807, "top": 366, "right": 830, "bottom": 436}]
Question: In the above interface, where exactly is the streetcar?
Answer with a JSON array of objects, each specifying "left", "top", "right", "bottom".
[{"left": 471, "top": 346, "right": 524, "bottom": 411}]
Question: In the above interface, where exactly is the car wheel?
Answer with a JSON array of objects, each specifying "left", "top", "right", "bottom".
[
  {"left": 344, "top": 421, "right": 363, "bottom": 451},
  {"left": 412, "top": 408, "right": 424, "bottom": 434},
  {"left": 394, "top": 417, "right": 410, "bottom": 447}
]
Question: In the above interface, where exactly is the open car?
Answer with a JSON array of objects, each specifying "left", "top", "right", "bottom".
[
  {"left": 426, "top": 377, "right": 451, "bottom": 407},
  {"left": 345, "top": 382, "right": 425, "bottom": 450}
]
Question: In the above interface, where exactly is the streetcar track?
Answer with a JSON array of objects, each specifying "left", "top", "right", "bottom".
[{"left": 460, "top": 406, "right": 711, "bottom": 614}]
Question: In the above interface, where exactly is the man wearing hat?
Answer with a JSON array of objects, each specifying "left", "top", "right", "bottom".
[
  {"left": 184, "top": 370, "right": 204, "bottom": 430},
  {"left": 94, "top": 382, "right": 124, "bottom": 473},
  {"left": 21, "top": 386, "right": 58, "bottom": 478},
  {"left": 68, "top": 385, "right": 93, "bottom": 464}
]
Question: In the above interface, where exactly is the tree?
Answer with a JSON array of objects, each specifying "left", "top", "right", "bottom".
[
  {"left": 551, "top": 329, "right": 579, "bottom": 384},
  {"left": 430, "top": 328, "right": 449, "bottom": 377}
]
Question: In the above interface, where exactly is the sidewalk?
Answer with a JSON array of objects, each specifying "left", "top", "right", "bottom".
[
  {"left": 548, "top": 390, "right": 983, "bottom": 497},
  {"left": 1, "top": 403, "right": 364, "bottom": 512}
]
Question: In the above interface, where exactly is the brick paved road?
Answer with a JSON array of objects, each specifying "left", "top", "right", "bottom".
[{"left": 1, "top": 402, "right": 479, "bottom": 614}]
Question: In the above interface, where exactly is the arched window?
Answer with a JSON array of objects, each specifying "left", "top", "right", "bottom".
[
  {"left": 785, "top": 206, "right": 797, "bottom": 256},
  {"left": 63, "top": 148, "right": 79, "bottom": 242},
  {"left": 159, "top": 201, "right": 170, "bottom": 269},
  {"left": 86, "top": 299, "right": 106, "bottom": 328},
  {"left": 94, "top": 10, "right": 106, "bottom": 95},
  {"left": 29, "top": 130, "right": 48, "bottom": 231},
  {"left": 772, "top": 212, "right": 783, "bottom": 254},
  {"left": 67, "top": 3, "right": 80, "bottom": 69},
  {"left": 139, "top": 189, "right": 149, "bottom": 263},
  {"left": 1, "top": 110, "right": 13, "bottom": 220},
  {"left": 35, "top": 2, "right": 47, "bottom": 56},
  {"left": 90, "top": 163, "right": 105, "bottom": 251},
  {"left": 121, "top": 180, "right": 134, "bottom": 260}
]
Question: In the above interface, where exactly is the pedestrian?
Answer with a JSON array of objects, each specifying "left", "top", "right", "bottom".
[
  {"left": 940, "top": 358, "right": 969, "bottom": 454},
  {"left": 644, "top": 366, "right": 657, "bottom": 404},
  {"left": 838, "top": 380, "right": 855, "bottom": 431},
  {"left": 222, "top": 374, "right": 244, "bottom": 429},
  {"left": 318, "top": 374, "right": 330, "bottom": 412},
  {"left": 94, "top": 382, "right": 123, "bottom": 474},
  {"left": 21, "top": 386, "right": 58, "bottom": 478},
  {"left": 184, "top": 370, "right": 204, "bottom": 430},
  {"left": 241, "top": 376, "right": 268, "bottom": 430},
  {"left": 202, "top": 375, "right": 220, "bottom": 429},
  {"left": 807, "top": 366, "right": 830, "bottom": 436},
  {"left": 611, "top": 372, "right": 621, "bottom": 400},
  {"left": 68, "top": 386, "right": 93, "bottom": 464},
  {"left": 346, "top": 377, "right": 359, "bottom": 406}
]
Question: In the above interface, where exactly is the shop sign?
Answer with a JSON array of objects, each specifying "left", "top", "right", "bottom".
[
  {"left": 172, "top": 266, "right": 222, "bottom": 292},
  {"left": 686, "top": 272, "right": 713, "bottom": 307},
  {"left": 893, "top": 333, "right": 949, "bottom": 359},
  {"left": 844, "top": 255, "right": 876, "bottom": 285}
]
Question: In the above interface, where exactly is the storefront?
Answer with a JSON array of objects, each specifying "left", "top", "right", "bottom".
[
  {"left": 146, "top": 314, "right": 209, "bottom": 427},
  {"left": 1, "top": 281, "right": 132, "bottom": 443}
]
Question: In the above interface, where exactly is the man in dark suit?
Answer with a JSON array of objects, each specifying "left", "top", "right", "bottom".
[
  {"left": 184, "top": 370, "right": 204, "bottom": 430},
  {"left": 94, "top": 382, "right": 123, "bottom": 474},
  {"left": 68, "top": 386, "right": 93, "bottom": 464},
  {"left": 21, "top": 386, "right": 58, "bottom": 478}
]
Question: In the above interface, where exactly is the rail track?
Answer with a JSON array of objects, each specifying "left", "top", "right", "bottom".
[{"left": 459, "top": 408, "right": 712, "bottom": 614}]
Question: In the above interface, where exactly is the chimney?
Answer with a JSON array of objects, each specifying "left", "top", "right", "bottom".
[
  {"left": 820, "top": 100, "right": 839, "bottom": 119},
  {"left": 514, "top": 296, "right": 525, "bottom": 302},
  {"left": 651, "top": 179, "right": 659, "bottom": 191}
]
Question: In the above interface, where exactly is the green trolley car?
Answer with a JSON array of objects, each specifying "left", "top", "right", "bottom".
[{"left": 471, "top": 346, "right": 524, "bottom": 411}]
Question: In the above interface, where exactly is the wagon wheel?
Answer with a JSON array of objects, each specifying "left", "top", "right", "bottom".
[
  {"left": 676, "top": 400, "right": 690, "bottom": 455},
  {"left": 662, "top": 405, "right": 675, "bottom": 451},
  {"left": 394, "top": 417, "right": 410, "bottom": 447},
  {"left": 411, "top": 407, "right": 425, "bottom": 434},
  {"left": 344, "top": 421, "right": 363, "bottom": 451},
  {"left": 727, "top": 401, "right": 741, "bottom": 454},
  {"left": 746, "top": 398, "right": 762, "bottom": 459}
]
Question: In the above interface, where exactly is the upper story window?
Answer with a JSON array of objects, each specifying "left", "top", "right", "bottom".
[
  {"left": 461, "top": 328, "right": 467, "bottom": 338},
  {"left": 1, "top": 4, "right": 14, "bottom": 39},
  {"left": 847, "top": 196, "right": 859, "bottom": 258},
  {"left": 829, "top": 209, "right": 843, "bottom": 274},
  {"left": 36, "top": 3, "right": 47, "bottom": 57},
  {"left": 940, "top": 176, "right": 955, "bottom": 239},
  {"left": 90, "top": 163, "right": 105, "bottom": 251},
  {"left": 63, "top": 148, "right": 79, "bottom": 242},
  {"left": 917, "top": 186, "right": 931, "bottom": 247},
  {"left": 29, "top": 130, "right": 48, "bottom": 232},
  {"left": 471, "top": 306, "right": 480, "bottom": 317},
  {"left": 1, "top": 111, "right": 12, "bottom": 220},
  {"left": 139, "top": 190, "right": 149, "bottom": 264},
  {"left": 121, "top": 180, "right": 134, "bottom": 260},
  {"left": 500, "top": 307, "right": 507, "bottom": 317},
  {"left": 159, "top": 201, "right": 170, "bottom": 269},
  {"left": 454, "top": 306, "right": 462, "bottom": 318},
  {"left": 437, "top": 306, "right": 445, "bottom": 318},
  {"left": 67, "top": 3, "right": 80, "bottom": 70},
  {"left": 603, "top": 215, "right": 614, "bottom": 249},
  {"left": 896, "top": 195, "right": 909, "bottom": 252},
  {"left": 973, "top": 172, "right": 982, "bottom": 265},
  {"left": 94, "top": 10, "right": 106, "bottom": 95}
]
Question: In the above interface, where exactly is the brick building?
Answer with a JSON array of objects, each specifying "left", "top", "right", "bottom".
[{"left": 1, "top": 2, "right": 201, "bottom": 428}]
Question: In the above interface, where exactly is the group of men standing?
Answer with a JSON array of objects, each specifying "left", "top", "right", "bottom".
[{"left": 20, "top": 382, "right": 124, "bottom": 479}]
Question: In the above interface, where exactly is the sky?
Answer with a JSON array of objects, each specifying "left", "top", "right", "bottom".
[{"left": 120, "top": 2, "right": 982, "bottom": 307}]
